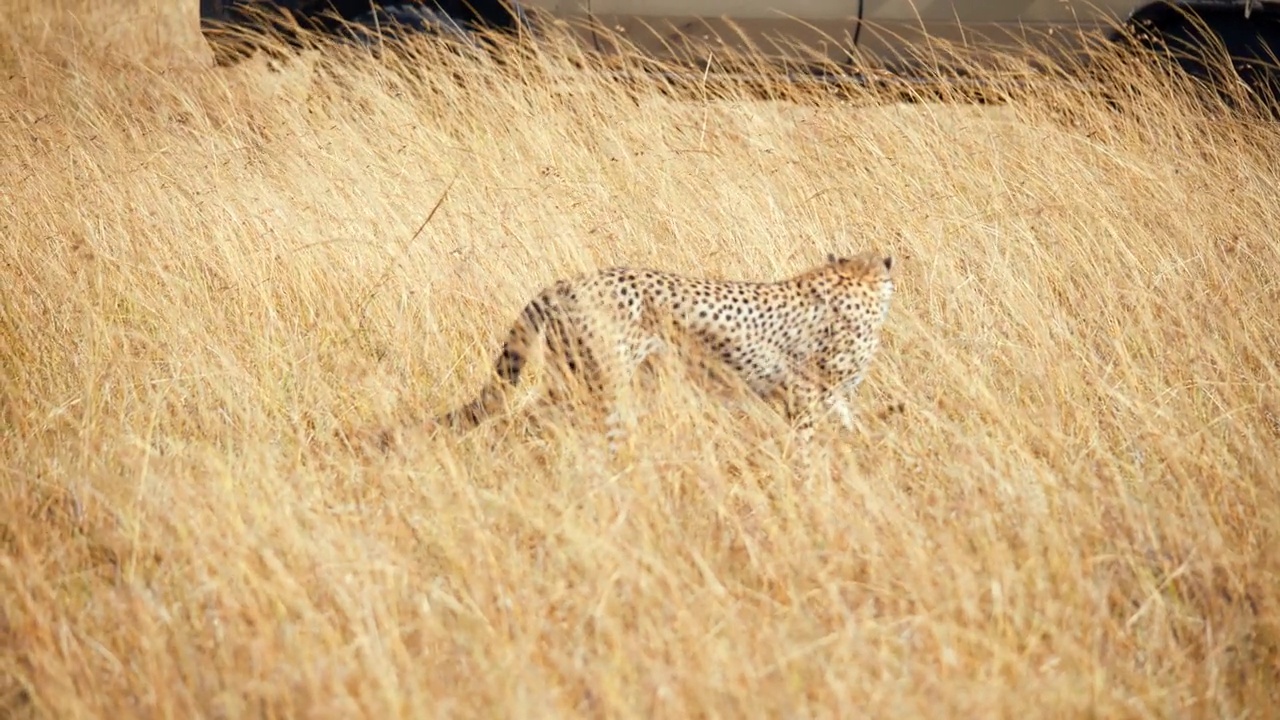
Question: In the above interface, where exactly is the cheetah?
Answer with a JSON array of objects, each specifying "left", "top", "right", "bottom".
[{"left": 432, "top": 251, "right": 895, "bottom": 448}]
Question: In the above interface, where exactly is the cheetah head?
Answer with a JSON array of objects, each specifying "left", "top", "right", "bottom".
[
  {"left": 824, "top": 251, "right": 895, "bottom": 324},
  {"left": 826, "top": 251, "right": 893, "bottom": 274},
  {"left": 824, "top": 251, "right": 894, "bottom": 284}
]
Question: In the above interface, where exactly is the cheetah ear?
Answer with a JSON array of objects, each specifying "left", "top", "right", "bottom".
[
  {"left": 883, "top": 256, "right": 893, "bottom": 271},
  {"left": 827, "top": 253, "right": 838, "bottom": 264}
]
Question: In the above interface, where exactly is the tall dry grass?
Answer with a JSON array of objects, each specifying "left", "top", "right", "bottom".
[{"left": 3, "top": 1, "right": 1280, "bottom": 718}]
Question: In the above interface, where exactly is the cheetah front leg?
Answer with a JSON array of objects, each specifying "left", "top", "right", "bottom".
[
  {"left": 819, "top": 351, "right": 876, "bottom": 432},
  {"left": 825, "top": 392, "right": 857, "bottom": 431},
  {"left": 771, "top": 375, "right": 827, "bottom": 444}
]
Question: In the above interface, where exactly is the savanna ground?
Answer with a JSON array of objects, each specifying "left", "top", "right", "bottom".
[{"left": 3, "top": 1, "right": 1280, "bottom": 717}]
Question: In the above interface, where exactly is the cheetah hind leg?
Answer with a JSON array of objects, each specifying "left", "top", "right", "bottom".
[
  {"left": 579, "top": 366, "right": 636, "bottom": 459},
  {"left": 531, "top": 342, "right": 632, "bottom": 459},
  {"left": 599, "top": 335, "right": 668, "bottom": 457}
]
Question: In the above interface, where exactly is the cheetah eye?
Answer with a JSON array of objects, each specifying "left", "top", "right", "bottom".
[{"left": 883, "top": 257, "right": 893, "bottom": 271}]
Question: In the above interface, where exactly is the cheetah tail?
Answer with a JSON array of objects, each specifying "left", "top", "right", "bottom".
[{"left": 433, "top": 294, "right": 550, "bottom": 432}]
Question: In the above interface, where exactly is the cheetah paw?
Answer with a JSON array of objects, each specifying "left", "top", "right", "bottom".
[{"left": 877, "top": 402, "right": 906, "bottom": 420}]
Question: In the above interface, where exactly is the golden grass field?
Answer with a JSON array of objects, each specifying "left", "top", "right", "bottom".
[{"left": 3, "top": 1, "right": 1280, "bottom": 717}]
